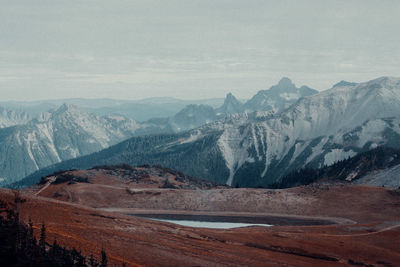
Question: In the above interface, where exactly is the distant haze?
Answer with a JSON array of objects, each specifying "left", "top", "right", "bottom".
[{"left": 0, "top": 0, "right": 399, "bottom": 101}]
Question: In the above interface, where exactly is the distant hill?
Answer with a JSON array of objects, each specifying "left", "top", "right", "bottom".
[{"left": 0, "top": 97, "right": 225, "bottom": 121}]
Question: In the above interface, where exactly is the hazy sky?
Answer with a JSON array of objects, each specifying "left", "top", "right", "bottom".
[{"left": 0, "top": 0, "right": 399, "bottom": 101}]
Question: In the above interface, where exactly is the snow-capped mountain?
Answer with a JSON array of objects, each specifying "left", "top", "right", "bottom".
[
  {"left": 213, "top": 76, "right": 400, "bottom": 186},
  {"left": 244, "top": 77, "right": 318, "bottom": 112},
  {"left": 0, "top": 107, "right": 31, "bottom": 128},
  {"left": 136, "top": 78, "right": 315, "bottom": 134},
  {"left": 17, "top": 77, "right": 400, "bottom": 188},
  {"left": 0, "top": 104, "right": 140, "bottom": 183}
]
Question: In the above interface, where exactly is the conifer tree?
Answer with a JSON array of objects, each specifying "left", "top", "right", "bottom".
[
  {"left": 39, "top": 222, "right": 46, "bottom": 252},
  {"left": 100, "top": 249, "right": 107, "bottom": 267}
]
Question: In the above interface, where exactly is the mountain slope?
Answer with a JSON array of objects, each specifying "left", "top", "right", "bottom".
[
  {"left": 13, "top": 77, "right": 400, "bottom": 188},
  {"left": 215, "top": 93, "right": 244, "bottom": 115},
  {"left": 0, "top": 104, "right": 141, "bottom": 183},
  {"left": 0, "top": 107, "right": 31, "bottom": 128},
  {"left": 169, "top": 104, "right": 217, "bottom": 131},
  {"left": 270, "top": 146, "right": 400, "bottom": 188},
  {"left": 217, "top": 76, "right": 400, "bottom": 186}
]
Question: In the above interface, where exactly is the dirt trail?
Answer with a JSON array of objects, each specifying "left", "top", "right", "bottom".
[{"left": 34, "top": 177, "right": 56, "bottom": 196}]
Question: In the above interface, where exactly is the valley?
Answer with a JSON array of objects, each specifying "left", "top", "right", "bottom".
[
  {"left": 1, "top": 165, "right": 399, "bottom": 266},
  {"left": 2, "top": 3, "right": 399, "bottom": 266},
  {"left": 1, "top": 76, "right": 400, "bottom": 266}
]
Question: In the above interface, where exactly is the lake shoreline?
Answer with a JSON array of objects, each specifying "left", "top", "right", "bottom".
[{"left": 127, "top": 213, "right": 339, "bottom": 226}]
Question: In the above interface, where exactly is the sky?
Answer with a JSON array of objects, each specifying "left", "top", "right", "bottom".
[{"left": 0, "top": 0, "right": 399, "bottom": 101}]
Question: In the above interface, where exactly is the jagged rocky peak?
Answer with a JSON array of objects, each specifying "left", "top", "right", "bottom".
[
  {"left": 225, "top": 92, "right": 242, "bottom": 104},
  {"left": 216, "top": 92, "right": 244, "bottom": 115},
  {"left": 226, "top": 92, "right": 235, "bottom": 100},
  {"left": 270, "top": 77, "right": 317, "bottom": 95},
  {"left": 270, "top": 77, "right": 297, "bottom": 92},
  {"left": 50, "top": 103, "right": 95, "bottom": 121},
  {"left": 243, "top": 77, "right": 318, "bottom": 112}
]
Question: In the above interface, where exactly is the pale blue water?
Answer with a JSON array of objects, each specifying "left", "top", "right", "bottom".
[{"left": 154, "top": 219, "right": 272, "bottom": 229}]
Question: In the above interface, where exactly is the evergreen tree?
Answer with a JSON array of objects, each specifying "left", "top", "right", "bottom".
[
  {"left": 39, "top": 222, "right": 46, "bottom": 253},
  {"left": 100, "top": 249, "right": 107, "bottom": 267}
]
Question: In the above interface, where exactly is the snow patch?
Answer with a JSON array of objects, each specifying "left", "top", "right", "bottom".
[
  {"left": 280, "top": 92, "right": 300, "bottom": 101},
  {"left": 180, "top": 131, "right": 203, "bottom": 144},
  {"left": 324, "top": 149, "right": 356, "bottom": 166}
]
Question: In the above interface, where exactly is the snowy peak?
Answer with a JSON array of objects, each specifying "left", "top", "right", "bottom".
[
  {"left": 244, "top": 77, "right": 318, "bottom": 111},
  {"left": 0, "top": 103, "right": 140, "bottom": 184},
  {"left": 283, "top": 76, "right": 400, "bottom": 139},
  {"left": 215, "top": 76, "right": 400, "bottom": 186},
  {"left": 365, "top": 76, "right": 400, "bottom": 92},
  {"left": 9, "top": 76, "right": 400, "bottom": 189},
  {"left": 216, "top": 93, "right": 244, "bottom": 115}
]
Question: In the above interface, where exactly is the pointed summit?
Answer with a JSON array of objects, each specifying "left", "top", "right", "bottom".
[
  {"left": 54, "top": 103, "right": 80, "bottom": 113},
  {"left": 51, "top": 103, "right": 87, "bottom": 119},
  {"left": 224, "top": 93, "right": 241, "bottom": 106},
  {"left": 225, "top": 92, "right": 235, "bottom": 100},
  {"left": 244, "top": 78, "right": 318, "bottom": 111},
  {"left": 216, "top": 93, "right": 244, "bottom": 115},
  {"left": 278, "top": 77, "right": 293, "bottom": 86}
]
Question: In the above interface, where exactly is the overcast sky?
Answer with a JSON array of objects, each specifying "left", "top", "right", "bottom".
[{"left": 0, "top": 0, "right": 399, "bottom": 101}]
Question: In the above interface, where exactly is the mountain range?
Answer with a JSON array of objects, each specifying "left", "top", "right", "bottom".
[
  {"left": 244, "top": 77, "right": 317, "bottom": 112},
  {"left": 13, "top": 76, "right": 400, "bottom": 188},
  {"left": 0, "top": 104, "right": 142, "bottom": 183},
  {"left": 0, "top": 97, "right": 226, "bottom": 121},
  {"left": 145, "top": 77, "right": 319, "bottom": 132},
  {"left": 0, "top": 78, "right": 317, "bottom": 185}
]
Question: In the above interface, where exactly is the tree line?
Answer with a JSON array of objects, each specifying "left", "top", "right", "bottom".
[{"left": 0, "top": 191, "right": 113, "bottom": 267}]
